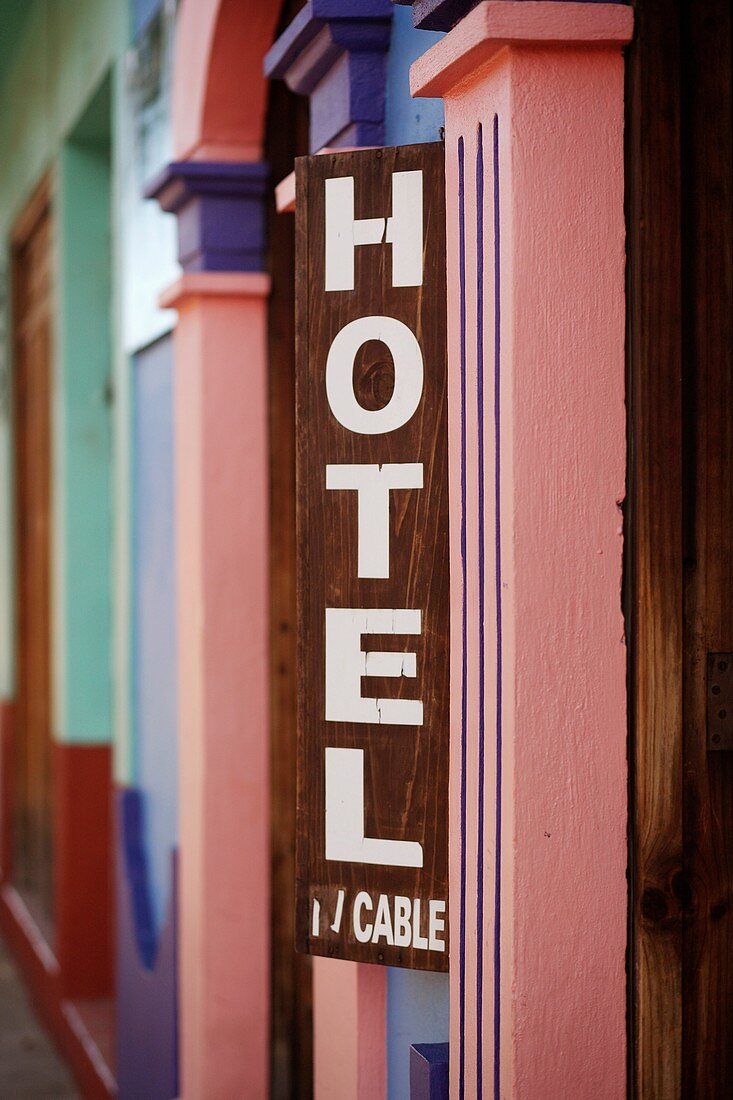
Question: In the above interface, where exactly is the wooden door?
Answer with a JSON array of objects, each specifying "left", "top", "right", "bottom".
[
  {"left": 629, "top": 1, "right": 733, "bottom": 1093},
  {"left": 266, "top": 16, "right": 313, "bottom": 1098},
  {"left": 12, "top": 182, "right": 54, "bottom": 935}
]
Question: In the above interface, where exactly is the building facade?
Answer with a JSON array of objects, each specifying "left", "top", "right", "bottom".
[
  {"left": 1, "top": 0, "right": 732, "bottom": 1098},
  {"left": 0, "top": 1, "right": 179, "bottom": 1096}
]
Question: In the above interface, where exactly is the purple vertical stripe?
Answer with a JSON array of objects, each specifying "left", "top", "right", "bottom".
[
  {"left": 475, "top": 121, "right": 486, "bottom": 1100},
  {"left": 458, "top": 117, "right": 501, "bottom": 1100},
  {"left": 457, "top": 135, "right": 468, "bottom": 1100},
  {"left": 492, "top": 112, "right": 503, "bottom": 1100}
]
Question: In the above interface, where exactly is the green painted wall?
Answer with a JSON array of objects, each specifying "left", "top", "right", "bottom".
[
  {"left": 111, "top": 58, "right": 134, "bottom": 783},
  {"left": 0, "top": 1, "right": 126, "bottom": 241},
  {"left": 54, "top": 81, "right": 114, "bottom": 744},
  {"left": 0, "top": 1, "right": 127, "bottom": 747}
]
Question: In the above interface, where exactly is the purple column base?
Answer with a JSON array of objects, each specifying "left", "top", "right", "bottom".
[
  {"left": 147, "top": 161, "right": 269, "bottom": 274},
  {"left": 116, "top": 788, "right": 178, "bottom": 1100},
  {"left": 410, "top": 1042, "right": 449, "bottom": 1100}
]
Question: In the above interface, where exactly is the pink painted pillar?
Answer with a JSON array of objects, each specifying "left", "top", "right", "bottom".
[
  {"left": 160, "top": 271, "right": 271, "bottom": 1099},
  {"left": 412, "top": 4, "right": 633, "bottom": 1097},
  {"left": 159, "top": 3, "right": 286, "bottom": 1098},
  {"left": 313, "top": 958, "right": 386, "bottom": 1100}
]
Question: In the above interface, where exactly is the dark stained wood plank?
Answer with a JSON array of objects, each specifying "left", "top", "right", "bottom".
[
  {"left": 11, "top": 190, "right": 54, "bottom": 936},
  {"left": 266, "top": 38, "right": 313, "bottom": 1100},
  {"left": 295, "top": 144, "right": 449, "bottom": 971},
  {"left": 630, "top": 1, "right": 733, "bottom": 1094},
  {"left": 627, "top": 1, "right": 684, "bottom": 1094},
  {"left": 680, "top": 1, "right": 733, "bottom": 1094}
]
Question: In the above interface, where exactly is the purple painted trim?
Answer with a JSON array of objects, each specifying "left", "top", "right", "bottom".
[
  {"left": 120, "top": 785, "right": 157, "bottom": 970},
  {"left": 411, "top": 0, "right": 480, "bottom": 31},
  {"left": 456, "top": 118, "right": 500, "bottom": 1100},
  {"left": 492, "top": 111, "right": 502, "bottom": 1100},
  {"left": 265, "top": 1, "right": 392, "bottom": 83},
  {"left": 410, "top": 1043, "right": 449, "bottom": 1100},
  {"left": 267, "top": 21, "right": 339, "bottom": 96},
  {"left": 147, "top": 161, "right": 269, "bottom": 273},
  {"left": 313, "top": 0, "right": 392, "bottom": 14},
  {"left": 393, "top": 0, "right": 627, "bottom": 33},
  {"left": 475, "top": 120, "right": 485, "bottom": 1099},
  {"left": 457, "top": 133, "right": 467, "bottom": 1100},
  {"left": 117, "top": 787, "right": 179, "bottom": 1099},
  {"left": 264, "top": 0, "right": 392, "bottom": 152}
]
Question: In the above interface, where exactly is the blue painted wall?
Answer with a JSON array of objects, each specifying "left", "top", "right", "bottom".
[
  {"left": 117, "top": 790, "right": 178, "bottom": 1099},
  {"left": 385, "top": 4, "right": 444, "bottom": 147},
  {"left": 384, "top": 10, "right": 450, "bottom": 1097},
  {"left": 132, "top": 332, "right": 178, "bottom": 936},
  {"left": 388, "top": 970, "right": 450, "bottom": 1099}
]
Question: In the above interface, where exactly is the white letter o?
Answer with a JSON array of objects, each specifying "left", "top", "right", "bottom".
[{"left": 325, "top": 315, "right": 423, "bottom": 435}]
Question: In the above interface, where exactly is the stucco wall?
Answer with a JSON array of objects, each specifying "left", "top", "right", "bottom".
[
  {"left": 0, "top": 0, "right": 126, "bottom": 703},
  {"left": 54, "top": 110, "right": 114, "bottom": 746},
  {"left": 385, "top": 3, "right": 444, "bottom": 148}
]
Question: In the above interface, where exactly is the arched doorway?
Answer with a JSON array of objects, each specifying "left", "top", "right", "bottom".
[{"left": 164, "top": 1, "right": 311, "bottom": 1094}]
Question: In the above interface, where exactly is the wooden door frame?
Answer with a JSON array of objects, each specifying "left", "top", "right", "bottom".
[
  {"left": 8, "top": 172, "right": 55, "bottom": 926},
  {"left": 0, "top": 173, "right": 54, "bottom": 886},
  {"left": 266, "top": 48, "right": 313, "bottom": 1100},
  {"left": 628, "top": 0, "right": 733, "bottom": 1092},
  {"left": 626, "top": 0, "right": 684, "bottom": 1090},
  {"left": 0, "top": 165, "right": 115, "bottom": 1095},
  {"left": 10, "top": 175, "right": 53, "bottom": 252}
]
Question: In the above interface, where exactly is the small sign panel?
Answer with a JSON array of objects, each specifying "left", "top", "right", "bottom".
[{"left": 295, "top": 144, "right": 449, "bottom": 971}]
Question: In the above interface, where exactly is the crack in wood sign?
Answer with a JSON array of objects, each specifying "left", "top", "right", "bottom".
[{"left": 295, "top": 143, "right": 449, "bottom": 970}]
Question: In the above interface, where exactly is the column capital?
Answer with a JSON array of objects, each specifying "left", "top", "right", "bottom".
[
  {"left": 146, "top": 160, "right": 269, "bottom": 274},
  {"left": 410, "top": 0, "right": 633, "bottom": 98},
  {"left": 394, "top": 0, "right": 628, "bottom": 34},
  {"left": 264, "top": 0, "right": 393, "bottom": 152},
  {"left": 158, "top": 272, "right": 271, "bottom": 312}
]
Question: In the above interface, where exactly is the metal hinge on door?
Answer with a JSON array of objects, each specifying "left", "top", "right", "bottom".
[{"left": 707, "top": 653, "right": 733, "bottom": 749}]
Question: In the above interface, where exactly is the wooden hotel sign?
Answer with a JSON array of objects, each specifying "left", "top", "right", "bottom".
[{"left": 295, "top": 143, "right": 448, "bottom": 971}]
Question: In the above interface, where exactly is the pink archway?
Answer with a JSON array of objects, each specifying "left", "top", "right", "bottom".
[
  {"left": 167, "top": 4, "right": 391, "bottom": 1097},
  {"left": 166, "top": 2, "right": 280, "bottom": 1096},
  {"left": 173, "top": 0, "right": 280, "bottom": 161}
]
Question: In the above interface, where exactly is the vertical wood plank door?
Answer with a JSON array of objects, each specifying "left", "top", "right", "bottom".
[
  {"left": 627, "top": 0, "right": 684, "bottom": 1092},
  {"left": 266, "top": 15, "right": 313, "bottom": 1096},
  {"left": 12, "top": 185, "right": 54, "bottom": 935},
  {"left": 681, "top": 1, "right": 733, "bottom": 1094},
  {"left": 629, "top": 1, "right": 733, "bottom": 1094}
]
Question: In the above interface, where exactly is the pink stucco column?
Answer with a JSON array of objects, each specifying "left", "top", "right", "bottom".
[
  {"left": 412, "top": 4, "right": 633, "bottom": 1097},
  {"left": 160, "top": 2, "right": 287, "bottom": 1097},
  {"left": 159, "top": 271, "right": 271, "bottom": 1099},
  {"left": 313, "top": 957, "right": 386, "bottom": 1100}
]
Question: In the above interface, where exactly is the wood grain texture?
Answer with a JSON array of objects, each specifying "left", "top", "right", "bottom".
[
  {"left": 627, "top": 5, "right": 684, "bottom": 1086},
  {"left": 266, "top": 52, "right": 313, "bottom": 1100},
  {"left": 680, "top": 2, "right": 733, "bottom": 1093},
  {"left": 295, "top": 144, "right": 449, "bottom": 971},
  {"left": 627, "top": 1, "right": 684, "bottom": 1093},
  {"left": 629, "top": 1, "right": 733, "bottom": 1093}
]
